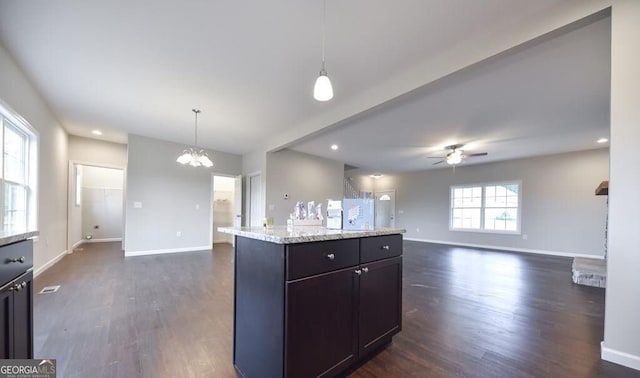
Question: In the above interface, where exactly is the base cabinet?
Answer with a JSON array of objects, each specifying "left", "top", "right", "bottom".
[
  {"left": 286, "top": 267, "right": 359, "bottom": 377},
  {"left": 0, "top": 271, "right": 33, "bottom": 359},
  {"left": 234, "top": 234, "right": 403, "bottom": 378},
  {"left": 359, "top": 257, "right": 402, "bottom": 356}
]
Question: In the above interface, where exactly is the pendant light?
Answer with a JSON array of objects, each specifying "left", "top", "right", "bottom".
[
  {"left": 313, "top": 0, "right": 333, "bottom": 101},
  {"left": 176, "top": 109, "right": 214, "bottom": 168}
]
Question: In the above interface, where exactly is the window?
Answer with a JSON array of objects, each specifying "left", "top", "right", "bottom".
[
  {"left": 1, "top": 101, "right": 38, "bottom": 232},
  {"left": 450, "top": 181, "right": 521, "bottom": 233}
]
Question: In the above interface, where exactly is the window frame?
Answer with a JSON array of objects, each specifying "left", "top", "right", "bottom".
[
  {"left": 0, "top": 99, "right": 39, "bottom": 232},
  {"left": 449, "top": 180, "right": 522, "bottom": 235}
]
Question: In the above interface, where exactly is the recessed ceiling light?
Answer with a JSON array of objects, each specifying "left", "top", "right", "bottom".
[
  {"left": 92, "top": 130, "right": 103, "bottom": 136},
  {"left": 330, "top": 144, "right": 339, "bottom": 150},
  {"left": 597, "top": 138, "right": 608, "bottom": 144},
  {"left": 370, "top": 173, "right": 383, "bottom": 179}
]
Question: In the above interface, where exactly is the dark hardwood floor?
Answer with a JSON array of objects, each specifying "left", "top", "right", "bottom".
[{"left": 33, "top": 241, "right": 639, "bottom": 377}]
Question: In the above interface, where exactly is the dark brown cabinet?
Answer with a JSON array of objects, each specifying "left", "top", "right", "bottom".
[
  {"left": 234, "top": 233, "right": 403, "bottom": 378},
  {"left": 286, "top": 266, "right": 359, "bottom": 377},
  {"left": 0, "top": 239, "right": 34, "bottom": 360},
  {"left": 359, "top": 256, "right": 402, "bottom": 356},
  {"left": 0, "top": 271, "right": 33, "bottom": 359}
]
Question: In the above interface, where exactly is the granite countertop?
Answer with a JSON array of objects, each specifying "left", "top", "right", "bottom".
[
  {"left": 218, "top": 226, "right": 406, "bottom": 244},
  {"left": 0, "top": 230, "right": 39, "bottom": 248}
]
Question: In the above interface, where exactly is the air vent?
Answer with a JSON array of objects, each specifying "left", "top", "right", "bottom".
[{"left": 39, "top": 285, "right": 60, "bottom": 294}]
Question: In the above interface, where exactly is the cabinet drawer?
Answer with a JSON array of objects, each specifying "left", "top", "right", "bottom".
[
  {"left": 0, "top": 240, "right": 33, "bottom": 285},
  {"left": 287, "top": 239, "right": 359, "bottom": 280},
  {"left": 360, "top": 234, "right": 402, "bottom": 263}
]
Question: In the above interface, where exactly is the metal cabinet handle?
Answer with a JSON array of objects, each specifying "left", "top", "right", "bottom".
[
  {"left": 326, "top": 253, "right": 335, "bottom": 260},
  {"left": 355, "top": 269, "right": 362, "bottom": 276},
  {"left": 8, "top": 281, "right": 27, "bottom": 291},
  {"left": 9, "top": 256, "right": 26, "bottom": 263},
  {"left": 381, "top": 245, "right": 390, "bottom": 251},
  {"left": 362, "top": 267, "right": 369, "bottom": 273}
]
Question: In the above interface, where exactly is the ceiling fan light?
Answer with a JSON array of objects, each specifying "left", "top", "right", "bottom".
[
  {"left": 314, "top": 70, "right": 333, "bottom": 101},
  {"left": 446, "top": 150, "right": 463, "bottom": 165}
]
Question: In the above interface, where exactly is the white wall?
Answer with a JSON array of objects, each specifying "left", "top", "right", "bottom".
[
  {"left": 68, "top": 135, "right": 127, "bottom": 167},
  {"left": 603, "top": 0, "right": 640, "bottom": 370},
  {"left": 265, "top": 149, "right": 344, "bottom": 225},
  {"left": 124, "top": 134, "right": 241, "bottom": 256},
  {"left": 354, "top": 149, "right": 609, "bottom": 257},
  {"left": 0, "top": 43, "right": 68, "bottom": 274},
  {"left": 81, "top": 166, "right": 123, "bottom": 241}
]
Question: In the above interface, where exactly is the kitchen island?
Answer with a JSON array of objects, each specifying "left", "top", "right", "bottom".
[{"left": 219, "top": 226, "right": 405, "bottom": 378}]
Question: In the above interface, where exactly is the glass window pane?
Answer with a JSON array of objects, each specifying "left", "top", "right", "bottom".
[
  {"left": 485, "top": 208, "right": 518, "bottom": 231},
  {"left": 4, "top": 123, "right": 28, "bottom": 184},
  {"left": 4, "top": 182, "right": 27, "bottom": 230}
]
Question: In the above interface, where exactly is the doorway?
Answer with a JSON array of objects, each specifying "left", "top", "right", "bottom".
[
  {"left": 212, "top": 175, "right": 242, "bottom": 245},
  {"left": 67, "top": 162, "right": 125, "bottom": 251},
  {"left": 375, "top": 190, "right": 396, "bottom": 228}
]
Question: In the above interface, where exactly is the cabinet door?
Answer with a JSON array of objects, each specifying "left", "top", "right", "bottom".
[
  {"left": 286, "top": 266, "right": 359, "bottom": 378},
  {"left": 0, "top": 288, "right": 13, "bottom": 359},
  {"left": 359, "top": 256, "right": 402, "bottom": 356},
  {"left": 12, "top": 272, "right": 33, "bottom": 359}
]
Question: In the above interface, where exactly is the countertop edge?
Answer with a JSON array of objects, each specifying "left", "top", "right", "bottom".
[
  {"left": 219, "top": 227, "right": 406, "bottom": 244},
  {"left": 0, "top": 230, "right": 39, "bottom": 248}
]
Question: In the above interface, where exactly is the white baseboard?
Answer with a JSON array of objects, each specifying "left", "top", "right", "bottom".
[
  {"left": 404, "top": 237, "right": 606, "bottom": 259},
  {"left": 84, "top": 238, "right": 122, "bottom": 243},
  {"left": 602, "top": 341, "right": 640, "bottom": 371},
  {"left": 124, "top": 245, "right": 211, "bottom": 257},
  {"left": 71, "top": 240, "right": 84, "bottom": 250},
  {"left": 34, "top": 249, "right": 69, "bottom": 278}
]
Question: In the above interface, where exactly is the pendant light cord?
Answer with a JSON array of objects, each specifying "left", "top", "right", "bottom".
[{"left": 321, "top": 0, "right": 326, "bottom": 71}]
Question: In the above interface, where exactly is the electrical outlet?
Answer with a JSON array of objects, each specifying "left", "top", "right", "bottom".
[
  {"left": 416, "top": 227, "right": 420, "bottom": 233},
  {"left": 522, "top": 234, "right": 528, "bottom": 240},
  {"left": 176, "top": 231, "right": 182, "bottom": 237},
  {"left": 195, "top": 204, "right": 200, "bottom": 210}
]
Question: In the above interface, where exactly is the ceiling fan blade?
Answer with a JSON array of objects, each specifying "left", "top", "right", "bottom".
[
  {"left": 465, "top": 152, "right": 488, "bottom": 157},
  {"left": 432, "top": 160, "right": 445, "bottom": 165},
  {"left": 426, "top": 156, "right": 444, "bottom": 159}
]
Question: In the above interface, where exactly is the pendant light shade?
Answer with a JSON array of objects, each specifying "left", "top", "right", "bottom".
[
  {"left": 314, "top": 69, "right": 333, "bottom": 101},
  {"left": 177, "top": 109, "right": 214, "bottom": 168},
  {"left": 314, "top": 0, "right": 333, "bottom": 101}
]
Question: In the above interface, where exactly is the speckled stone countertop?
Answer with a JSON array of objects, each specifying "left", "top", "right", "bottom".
[
  {"left": 0, "top": 230, "right": 39, "bottom": 247},
  {"left": 218, "top": 226, "right": 405, "bottom": 244}
]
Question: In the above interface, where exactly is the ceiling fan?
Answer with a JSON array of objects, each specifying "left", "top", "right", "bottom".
[{"left": 428, "top": 144, "right": 488, "bottom": 166}]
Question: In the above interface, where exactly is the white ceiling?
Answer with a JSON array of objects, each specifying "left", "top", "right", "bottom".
[
  {"left": 0, "top": 1, "right": 609, "bottom": 171},
  {"left": 290, "top": 15, "right": 611, "bottom": 172}
]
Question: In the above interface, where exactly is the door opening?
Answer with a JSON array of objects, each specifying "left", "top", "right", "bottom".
[
  {"left": 212, "top": 175, "right": 241, "bottom": 246},
  {"left": 375, "top": 190, "right": 396, "bottom": 228},
  {"left": 67, "top": 162, "right": 125, "bottom": 252}
]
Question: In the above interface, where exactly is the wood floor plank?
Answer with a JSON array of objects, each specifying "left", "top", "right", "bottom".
[{"left": 33, "top": 241, "right": 639, "bottom": 377}]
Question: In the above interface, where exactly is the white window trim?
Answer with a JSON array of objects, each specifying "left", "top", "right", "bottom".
[
  {"left": 449, "top": 180, "right": 522, "bottom": 235},
  {"left": 0, "top": 99, "right": 39, "bottom": 232}
]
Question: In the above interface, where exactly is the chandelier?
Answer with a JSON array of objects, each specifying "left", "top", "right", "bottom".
[{"left": 177, "top": 109, "right": 213, "bottom": 168}]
